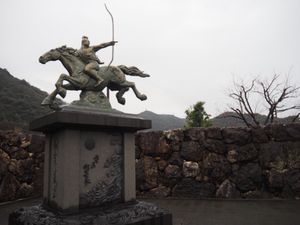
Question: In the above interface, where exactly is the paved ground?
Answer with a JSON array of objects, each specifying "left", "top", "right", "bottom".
[{"left": 1, "top": 197, "right": 300, "bottom": 225}]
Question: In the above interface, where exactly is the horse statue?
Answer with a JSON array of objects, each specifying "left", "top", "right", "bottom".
[{"left": 38, "top": 46, "right": 149, "bottom": 110}]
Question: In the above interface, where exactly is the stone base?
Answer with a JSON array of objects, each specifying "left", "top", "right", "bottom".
[
  {"left": 9, "top": 201, "right": 172, "bottom": 225},
  {"left": 70, "top": 91, "right": 112, "bottom": 110}
]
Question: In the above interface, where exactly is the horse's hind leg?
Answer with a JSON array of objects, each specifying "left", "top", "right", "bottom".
[
  {"left": 116, "top": 87, "right": 129, "bottom": 105},
  {"left": 120, "top": 81, "right": 147, "bottom": 101}
]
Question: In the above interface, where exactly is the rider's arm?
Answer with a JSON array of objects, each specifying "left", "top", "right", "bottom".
[{"left": 92, "top": 41, "right": 117, "bottom": 52}]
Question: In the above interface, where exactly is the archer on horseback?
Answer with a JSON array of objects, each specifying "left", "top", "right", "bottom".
[{"left": 77, "top": 36, "right": 117, "bottom": 87}]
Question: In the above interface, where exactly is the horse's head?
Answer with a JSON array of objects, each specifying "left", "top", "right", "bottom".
[
  {"left": 39, "top": 46, "right": 69, "bottom": 64},
  {"left": 39, "top": 45, "right": 83, "bottom": 77}
]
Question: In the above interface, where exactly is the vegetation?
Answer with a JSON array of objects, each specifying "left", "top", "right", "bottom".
[
  {"left": 0, "top": 68, "right": 56, "bottom": 130},
  {"left": 229, "top": 74, "right": 300, "bottom": 127},
  {"left": 184, "top": 101, "right": 212, "bottom": 128}
]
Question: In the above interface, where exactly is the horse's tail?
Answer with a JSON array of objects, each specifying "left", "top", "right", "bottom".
[{"left": 117, "top": 65, "right": 150, "bottom": 78}]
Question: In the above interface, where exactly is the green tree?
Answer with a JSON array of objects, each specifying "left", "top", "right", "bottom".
[{"left": 185, "top": 101, "right": 212, "bottom": 128}]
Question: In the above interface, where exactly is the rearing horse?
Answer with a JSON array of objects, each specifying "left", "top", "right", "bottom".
[{"left": 39, "top": 46, "right": 149, "bottom": 108}]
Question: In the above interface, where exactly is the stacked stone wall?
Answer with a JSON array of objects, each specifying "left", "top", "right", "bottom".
[
  {"left": 1, "top": 123, "right": 300, "bottom": 202},
  {"left": 135, "top": 123, "right": 300, "bottom": 198},
  {"left": 0, "top": 131, "right": 44, "bottom": 202}
]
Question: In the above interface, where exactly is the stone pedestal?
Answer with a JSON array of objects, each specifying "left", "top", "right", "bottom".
[{"left": 9, "top": 107, "right": 172, "bottom": 225}]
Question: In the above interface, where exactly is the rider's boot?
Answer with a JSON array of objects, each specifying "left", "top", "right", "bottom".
[
  {"left": 87, "top": 69, "right": 103, "bottom": 88},
  {"left": 94, "top": 78, "right": 104, "bottom": 88}
]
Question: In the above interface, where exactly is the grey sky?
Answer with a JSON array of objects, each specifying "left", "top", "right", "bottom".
[{"left": 1, "top": 0, "right": 299, "bottom": 118}]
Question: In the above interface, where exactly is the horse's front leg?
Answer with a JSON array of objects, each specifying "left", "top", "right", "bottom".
[
  {"left": 55, "top": 73, "right": 67, "bottom": 88},
  {"left": 41, "top": 88, "right": 60, "bottom": 107},
  {"left": 54, "top": 74, "right": 69, "bottom": 98}
]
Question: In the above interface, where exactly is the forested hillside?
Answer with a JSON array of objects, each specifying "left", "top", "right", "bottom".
[{"left": 0, "top": 68, "right": 52, "bottom": 129}]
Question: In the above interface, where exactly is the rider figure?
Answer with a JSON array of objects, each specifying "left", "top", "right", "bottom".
[{"left": 78, "top": 36, "right": 117, "bottom": 87}]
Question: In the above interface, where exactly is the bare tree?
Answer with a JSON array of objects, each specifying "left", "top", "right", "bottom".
[{"left": 229, "top": 74, "right": 300, "bottom": 127}]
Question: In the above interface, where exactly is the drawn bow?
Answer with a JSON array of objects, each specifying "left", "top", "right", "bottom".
[
  {"left": 104, "top": 4, "right": 115, "bottom": 98},
  {"left": 105, "top": 4, "right": 114, "bottom": 69}
]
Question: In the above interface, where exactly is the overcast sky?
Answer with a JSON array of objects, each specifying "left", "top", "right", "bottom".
[{"left": 1, "top": 0, "right": 299, "bottom": 118}]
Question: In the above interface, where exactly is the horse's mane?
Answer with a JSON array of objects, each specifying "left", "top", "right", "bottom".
[{"left": 56, "top": 45, "right": 78, "bottom": 57}]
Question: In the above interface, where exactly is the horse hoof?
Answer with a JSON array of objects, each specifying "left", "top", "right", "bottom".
[
  {"left": 118, "top": 98, "right": 126, "bottom": 105},
  {"left": 140, "top": 95, "right": 147, "bottom": 101},
  {"left": 41, "top": 98, "right": 50, "bottom": 105},
  {"left": 58, "top": 88, "right": 67, "bottom": 98}
]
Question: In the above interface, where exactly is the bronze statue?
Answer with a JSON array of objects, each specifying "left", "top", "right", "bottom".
[
  {"left": 39, "top": 42, "right": 149, "bottom": 110},
  {"left": 77, "top": 36, "right": 117, "bottom": 87}
]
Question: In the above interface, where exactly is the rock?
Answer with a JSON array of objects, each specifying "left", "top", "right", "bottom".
[
  {"left": 202, "top": 153, "right": 231, "bottom": 184},
  {"left": 136, "top": 131, "right": 162, "bottom": 156},
  {"left": 183, "top": 161, "right": 199, "bottom": 177},
  {"left": 230, "top": 163, "right": 262, "bottom": 192},
  {"left": 165, "top": 129, "right": 183, "bottom": 152},
  {"left": 287, "top": 142, "right": 300, "bottom": 169},
  {"left": 14, "top": 158, "right": 35, "bottom": 183},
  {"left": 205, "top": 127, "right": 223, "bottom": 140},
  {"left": 143, "top": 156, "right": 158, "bottom": 189},
  {"left": 266, "top": 169, "right": 284, "bottom": 191},
  {"left": 183, "top": 128, "right": 205, "bottom": 141},
  {"left": 10, "top": 148, "right": 29, "bottom": 160},
  {"left": 165, "top": 129, "right": 184, "bottom": 142},
  {"left": 0, "top": 148, "right": 10, "bottom": 176},
  {"left": 169, "top": 142, "right": 181, "bottom": 152},
  {"left": 216, "top": 179, "right": 240, "bottom": 198},
  {"left": 0, "top": 173, "right": 20, "bottom": 202},
  {"left": 7, "top": 159, "right": 21, "bottom": 176},
  {"left": 148, "top": 185, "right": 171, "bottom": 197},
  {"left": 283, "top": 169, "right": 300, "bottom": 196},
  {"left": 137, "top": 131, "right": 171, "bottom": 157},
  {"left": 259, "top": 142, "right": 287, "bottom": 170},
  {"left": 241, "top": 190, "right": 263, "bottom": 199},
  {"left": 286, "top": 123, "right": 300, "bottom": 141},
  {"left": 181, "top": 141, "right": 204, "bottom": 161},
  {"left": 251, "top": 127, "right": 269, "bottom": 143},
  {"left": 264, "top": 123, "right": 300, "bottom": 142},
  {"left": 265, "top": 124, "right": 300, "bottom": 142},
  {"left": 7, "top": 132, "right": 22, "bottom": 146},
  {"left": 204, "top": 139, "right": 226, "bottom": 154},
  {"left": 16, "top": 183, "right": 34, "bottom": 198},
  {"left": 168, "top": 152, "right": 183, "bottom": 166},
  {"left": 158, "top": 137, "right": 171, "bottom": 155},
  {"left": 6, "top": 146, "right": 19, "bottom": 158},
  {"left": 222, "top": 128, "right": 251, "bottom": 145},
  {"left": 20, "top": 141, "right": 30, "bottom": 149},
  {"left": 227, "top": 149, "right": 238, "bottom": 163},
  {"left": 172, "top": 178, "right": 216, "bottom": 198},
  {"left": 157, "top": 160, "right": 168, "bottom": 171},
  {"left": 164, "top": 164, "right": 181, "bottom": 178},
  {"left": 135, "top": 146, "right": 141, "bottom": 159},
  {"left": 227, "top": 143, "right": 258, "bottom": 163}
]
